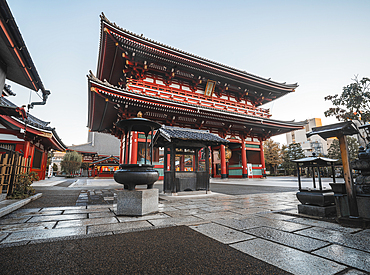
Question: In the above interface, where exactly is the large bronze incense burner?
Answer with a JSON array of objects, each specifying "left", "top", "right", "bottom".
[{"left": 114, "top": 117, "right": 161, "bottom": 190}]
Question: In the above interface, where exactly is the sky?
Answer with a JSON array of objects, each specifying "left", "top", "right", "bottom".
[{"left": 6, "top": 0, "right": 370, "bottom": 146}]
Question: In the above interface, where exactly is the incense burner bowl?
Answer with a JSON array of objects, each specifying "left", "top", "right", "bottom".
[{"left": 114, "top": 164, "right": 159, "bottom": 191}]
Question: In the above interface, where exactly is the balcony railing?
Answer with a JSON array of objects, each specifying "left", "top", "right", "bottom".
[{"left": 126, "top": 79, "right": 271, "bottom": 118}]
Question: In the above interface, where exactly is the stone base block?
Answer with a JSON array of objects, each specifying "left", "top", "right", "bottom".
[
  {"left": 116, "top": 189, "right": 158, "bottom": 216},
  {"left": 357, "top": 195, "right": 370, "bottom": 219},
  {"left": 0, "top": 193, "right": 6, "bottom": 202},
  {"left": 298, "top": 204, "right": 336, "bottom": 217}
]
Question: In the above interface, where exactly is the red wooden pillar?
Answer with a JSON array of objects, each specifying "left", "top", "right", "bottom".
[
  {"left": 180, "top": 155, "right": 185, "bottom": 171},
  {"left": 23, "top": 141, "right": 31, "bottom": 159},
  {"left": 119, "top": 136, "right": 124, "bottom": 164},
  {"left": 260, "top": 139, "right": 266, "bottom": 176},
  {"left": 131, "top": 132, "right": 138, "bottom": 164},
  {"left": 241, "top": 138, "right": 248, "bottom": 178},
  {"left": 167, "top": 149, "right": 171, "bottom": 171},
  {"left": 220, "top": 144, "right": 227, "bottom": 179}
]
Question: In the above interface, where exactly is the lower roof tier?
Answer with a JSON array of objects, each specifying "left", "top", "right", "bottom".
[{"left": 87, "top": 73, "right": 305, "bottom": 140}]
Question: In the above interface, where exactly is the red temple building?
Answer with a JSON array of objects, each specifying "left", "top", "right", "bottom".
[
  {"left": 0, "top": 0, "right": 66, "bottom": 181},
  {"left": 87, "top": 14, "right": 305, "bottom": 180}
]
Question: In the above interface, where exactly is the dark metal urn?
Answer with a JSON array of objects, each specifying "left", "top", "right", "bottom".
[
  {"left": 114, "top": 164, "right": 159, "bottom": 191},
  {"left": 113, "top": 116, "right": 161, "bottom": 191}
]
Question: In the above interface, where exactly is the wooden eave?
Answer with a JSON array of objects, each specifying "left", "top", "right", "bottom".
[
  {"left": 87, "top": 74, "right": 305, "bottom": 139},
  {"left": 96, "top": 14, "right": 298, "bottom": 105},
  {"left": 0, "top": 114, "right": 66, "bottom": 151},
  {"left": 0, "top": 0, "right": 46, "bottom": 92}
]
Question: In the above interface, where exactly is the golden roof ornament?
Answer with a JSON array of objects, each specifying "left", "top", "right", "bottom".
[{"left": 137, "top": 111, "right": 143, "bottom": 118}]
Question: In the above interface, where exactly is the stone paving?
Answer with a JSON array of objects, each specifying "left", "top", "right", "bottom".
[{"left": 0, "top": 188, "right": 369, "bottom": 274}]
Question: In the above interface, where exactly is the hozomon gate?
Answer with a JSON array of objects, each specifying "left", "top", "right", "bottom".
[{"left": 87, "top": 14, "right": 305, "bottom": 179}]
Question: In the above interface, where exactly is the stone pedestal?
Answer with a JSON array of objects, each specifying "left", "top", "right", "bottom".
[
  {"left": 116, "top": 189, "right": 158, "bottom": 216},
  {"left": 298, "top": 204, "right": 337, "bottom": 217}
]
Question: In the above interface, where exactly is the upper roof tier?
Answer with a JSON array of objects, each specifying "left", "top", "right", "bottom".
[
  {"left": 96, "top": 14, "right": 298, "bottom": 106},
  {"left": 0, "top": 0, "right": 46, "bottom": 93}
]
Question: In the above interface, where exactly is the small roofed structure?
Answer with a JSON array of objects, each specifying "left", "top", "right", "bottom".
[
  {"left": 89, "top": 155, "right": 120, "bottom": 178},
  {"left": 292, "top": 154, "right": 338, "bottom": 191},
  {"left": 153, "top": 126, "right": 228, "bottom": 193}
]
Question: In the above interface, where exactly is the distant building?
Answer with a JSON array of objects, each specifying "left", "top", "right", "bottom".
[
  {"left": 68, "top": 132, "right": 120, "bottom": 157},
  {"left": 286, "top": 118, "right": 332, "bottom": 157},
  {"left": 67, "top": 132, "right": 120, "bottom": 177}
]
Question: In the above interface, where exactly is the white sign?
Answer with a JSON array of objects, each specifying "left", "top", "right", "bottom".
[
  {"left": 47, "top": 164, "right": 53, "bottom": 178},
  {"left": 247, "top": 163, "right": 253, "bottom": 177}
]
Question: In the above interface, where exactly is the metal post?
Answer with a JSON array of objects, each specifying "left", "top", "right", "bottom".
[
  {"left": 317, "top": 165, "right": 322, "bottom": 190},
  {"left": 338, "top": 134, "right": 359, "bottom": 217},
  {"left": 205, "top": 146, "right": 210, "bottom": 193},
  {"left": 127, "top": 126, "right": 132, "bottom": 165},
  {"left": 331, "top": 163, "right": 336, "bottom": 183},
  {"left": 312, "top": 167, "right": 316, "bottom": 189},
  {"left": 297, "top": 163, "right": 301, "bottom": 190},
  {"left": 144, "top": 133, "right": 148, "bottom": 165},
  {"left": 150, "top": 127, "right": 154, "bottom": 165}
]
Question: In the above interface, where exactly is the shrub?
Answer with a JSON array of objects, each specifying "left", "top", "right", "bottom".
[{"left": 7, "top": 172, "right": 38, "bottom": 199}]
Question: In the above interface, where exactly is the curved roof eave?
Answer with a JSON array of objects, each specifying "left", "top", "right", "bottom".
[
  {"left": 87, "top": 73, "right": 306, "bottom": 131},
  {"left": 98, "top": 14, "right": 298, "bottom": 92}
]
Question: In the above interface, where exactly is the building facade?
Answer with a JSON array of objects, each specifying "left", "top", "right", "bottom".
[
  {"left": 286, "top": 118, "right": 332, "bottom": 157},
  {"left": 87, "top": 14, "right": 305, "bottom": 179}
]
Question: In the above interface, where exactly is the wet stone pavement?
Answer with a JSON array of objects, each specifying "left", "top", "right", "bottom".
[{"left": 0, "top": 189, "right": 370, "bottom": 274}]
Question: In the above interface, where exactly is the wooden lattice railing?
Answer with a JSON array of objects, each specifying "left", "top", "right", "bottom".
[
  {"left": 0, "top": 147, "right": 31, "bottom": 197},
  {"left": 127, "top": 79, "right": 272, "bottom": 118}
]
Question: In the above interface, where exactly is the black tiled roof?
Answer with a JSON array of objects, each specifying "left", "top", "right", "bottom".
[
  {"left": 0, "top": 97, "right": 50, "bottom": 130},
  {"left": 156, "top": 126, "right": 228, "bottom": 144}
]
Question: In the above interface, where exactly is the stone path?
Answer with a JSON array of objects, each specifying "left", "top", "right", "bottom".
[{"left": 0, "top": 189, "right": 369, "bottom": 274}]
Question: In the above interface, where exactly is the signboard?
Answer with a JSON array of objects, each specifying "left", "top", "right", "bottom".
[
  {"left": 204, "top": 80, "right": 216, "bottom": 97},
  {"left": 247, "top": 163, "right": 253, "bottom": 177}
]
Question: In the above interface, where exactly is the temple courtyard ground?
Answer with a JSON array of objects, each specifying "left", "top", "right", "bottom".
[{"left": 0, "top": 177, "right": 369, "bottom": 274}]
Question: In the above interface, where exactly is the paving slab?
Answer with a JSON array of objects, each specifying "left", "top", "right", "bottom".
[
  {"left": 255, "top": 212, "right": 296, "bottom": 221},
  {"left": 245, "top": 227, "right": 329, "bottom": 252},
  {"left": 0, "top": 216, "right": 31, "bottom": 225},
  {"left": 0, "top": 232, "right": 9, "bottom": 242},
  {"left": 40, "top": 206, "right": 86, "bottom": 211},
  {"left": 216, "top": 217, "right": 310, "bottom": 232},
  {"left": 0, "top": 221, "right": 56, "bottom": 232},
  {"left": 290, "top": 217, "right": 362, "bottom": 233},
  {"left": 163, "top": 208, "right": 209, "bottom": 218},
  {"left": 341, "top": 269, "right": 370, "bottom": 275},
  {"left": 56, "top": 217, "right": 119, "bottom": 228},
  {"left": 313, "top": 244, "right": 370, "bottom": 272},
  {"left": 193, "top": 211, "right": 242, "bottom": 221},
  {"left": 174, "top": 203, "right": 210, "bottom": 210},
  {"left": 148, "top": 216, "right": 205, "bottom": 227},
  {"left": 88, "top": 221, "right": 152, "bottom": 234},
  {"left": 117, "top": 213, "right": 170, "bottom": 223},
  {"left": 1, "top": 226, "right": 87, "bottom": 244},
  {"left": 296, "top": 227, "right": 370, "bottom": 253},
  {"left": 190, "top": 223, "right": 255, "bottom": 244},
  {"left": 27, "top": 214, "right": 88, "bottom": 223},
  {"left": 231, "top": 238, "right": 346, "bottom": 275},
  {"left": 88, "top": 211, "right": 116, "bottom": 219},
  {"left": 63, "top": 208, "right": 111, "bottom": 214}
]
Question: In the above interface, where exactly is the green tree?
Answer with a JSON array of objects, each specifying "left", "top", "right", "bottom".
[
  {"left": 327, "top": 137, "right": 359, "bottom": 163},
  {"left": 281, "top": 143, "right": 305, "bottom": 175},
  {"left": 61, "top": 151, "right": 82, "bottom": 176},
  {"left": 324, "top": 76, "right": 370, "bottom": 122},
  {"left": 263, "top": 139, "right": 282, "bottom": 176}
]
